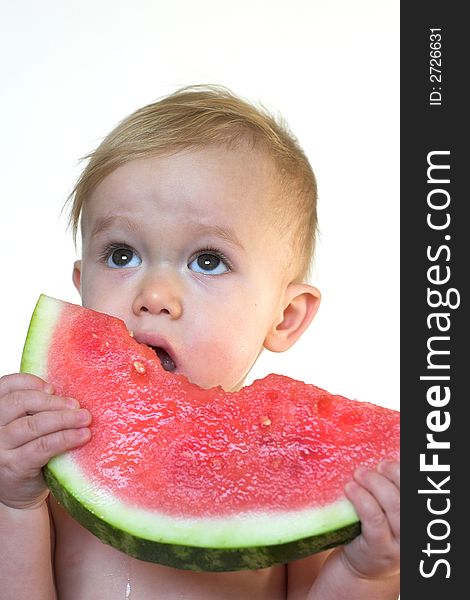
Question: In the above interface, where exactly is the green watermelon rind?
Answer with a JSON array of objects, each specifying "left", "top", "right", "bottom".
[
  {"left": 20, "top": 294, "right": 62, "bottom": 378},
  {"left": 44, "top": 458, "right": 360, "bottom": 571},
  {"left": 21, "top": 294, "right": 362, "bottom": 571}
]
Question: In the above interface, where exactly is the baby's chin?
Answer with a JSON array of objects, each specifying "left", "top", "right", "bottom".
[
  {"left": 179, "top": 369, "right": 246, "bottom": 393},
  {"left": 226, "top": 377, "right": 247, "bottom": 392},
  {"left": 164, "top": 348, "right": 251, "bottom": 392}
]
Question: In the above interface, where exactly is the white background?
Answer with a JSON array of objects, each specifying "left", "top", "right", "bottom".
[{"left": 0, "top": 0, "right": 399, "bottom": 410}]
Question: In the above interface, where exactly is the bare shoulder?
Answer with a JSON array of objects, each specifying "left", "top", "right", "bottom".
[
  {"left": 287, "top": 550, "right": 334, "bottom": 600},
  {"left": 49, "top": 497, "right": 286, "bottom": 599}
]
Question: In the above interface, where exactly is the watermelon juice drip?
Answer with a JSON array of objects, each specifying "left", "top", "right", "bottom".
[{"left": 47, "top": 303, "right": 400, "bottom": 518}]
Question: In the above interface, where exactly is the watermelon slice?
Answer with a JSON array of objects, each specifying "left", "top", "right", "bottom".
[{"left": 20, "top": 295, "right": 399, "bottom": 572}]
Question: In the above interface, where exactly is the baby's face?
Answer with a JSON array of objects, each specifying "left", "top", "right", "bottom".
[{"left": 74, "top": 147, "right": 292, "bottom": 391}]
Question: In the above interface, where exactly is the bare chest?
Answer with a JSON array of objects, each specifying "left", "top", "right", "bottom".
[{"left": 50, "top": 500, "right": 286, "bottom": 600}]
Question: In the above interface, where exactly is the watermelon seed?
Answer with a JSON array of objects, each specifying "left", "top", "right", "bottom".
[
  {"left": 260, "top": 416, "right": 272, "bottom": 427},
  {"left": 128, "top": 330, "right": 134, "bottom": 337},
  {"left": 133, "top": 361, "right": 146, "bottom": 374}
]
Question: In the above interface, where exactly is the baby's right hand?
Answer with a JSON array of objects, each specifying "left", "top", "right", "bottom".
[{"left": 0, "top": 373, "right": 91, "bottom": 510}]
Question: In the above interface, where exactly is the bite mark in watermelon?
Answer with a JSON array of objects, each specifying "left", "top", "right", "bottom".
[{"left": 20, "top": 295, "right": 400, "bottom": 572}]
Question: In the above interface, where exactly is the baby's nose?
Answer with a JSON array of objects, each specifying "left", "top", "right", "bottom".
[{"left": 132, "top": 272, "right": 183, "bottom": 319}]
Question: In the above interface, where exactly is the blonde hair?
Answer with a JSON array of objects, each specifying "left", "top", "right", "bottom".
[{"left": 67, "top": 85, "right": 317, "bottom": 280}]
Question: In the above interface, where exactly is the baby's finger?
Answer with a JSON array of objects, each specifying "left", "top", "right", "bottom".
[
  {"left": 354, "top": 467, "right": 400, "bottom": 541},
  {"left": 0, "top": 390, "right": 78, "bottom": 426},
  {"left": 15, "top": 427, "right": 92, "bottom": 470},
  {"left": 377, "top": 459, "right": 400, "bottom": 489},
  {"left": 0, "top": 373, "right": 51, "bottom": 396},
  {"left": 1, "top": 408, "right": 91, "bottom": 449},
  {"left": 344, "top": 479, "right": 394, "bottom": 548}
]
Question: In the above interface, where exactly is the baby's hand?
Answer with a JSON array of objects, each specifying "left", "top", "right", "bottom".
[
  {"left": 0, "top": 373, "right": 91, "bottom": 510},
  {"left": 342, "top": 460, "right": 400, "bottom": 580}
]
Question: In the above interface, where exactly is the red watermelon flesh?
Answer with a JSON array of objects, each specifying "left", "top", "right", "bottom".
[{"left": 20, "top": 295, "right": 400, "bottom": 571}]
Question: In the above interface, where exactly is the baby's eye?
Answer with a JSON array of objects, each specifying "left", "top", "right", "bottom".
[
  {"left": 188, "top": 251, "right": 230, "bottom": 275},
  {"left": 106, "top": 246, "right": 142, "bottom": 269}
]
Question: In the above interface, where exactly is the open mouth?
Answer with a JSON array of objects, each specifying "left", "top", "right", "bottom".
[{"left": 149, "top": 346, "right": 177, "bottom": 372}]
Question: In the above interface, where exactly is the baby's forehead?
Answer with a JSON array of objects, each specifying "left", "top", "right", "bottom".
[
  {"left": 81, "top": 148, "right": 284, "bottom": 236},
  {"left": 89, "top": 146, "right": 279, "bottom": 205}
]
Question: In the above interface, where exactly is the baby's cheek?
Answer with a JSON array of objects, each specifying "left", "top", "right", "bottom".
[
  {"left": 211, "top": 337, "right": 260, "bottom": 390},
  {"left": 186, "top": 337, "right": 254, "bottom": 391},
  {"left": 183, "top": 305, "right": 268, "bottom": 390}
]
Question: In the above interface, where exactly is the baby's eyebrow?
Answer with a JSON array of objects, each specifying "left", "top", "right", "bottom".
[
  {"left": 89, "top": 215, "right": 246, "bottom": 253},
  {"left": 189, "top": 222, "right": 246, "bottom": 253},
  {"left": 90, "top": 215, "right": 140, "bottom": 237}
]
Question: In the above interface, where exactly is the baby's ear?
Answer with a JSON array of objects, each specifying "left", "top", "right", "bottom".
[
  {"left": 72, "top": 260, "right": 82, "bottom": 295},
  {"left": 264, "top": 283, "right": 320, "bottom": 353}
]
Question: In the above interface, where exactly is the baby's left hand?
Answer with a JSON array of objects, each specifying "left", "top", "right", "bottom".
[{"left": 342, "top": 460, "right": 400, "bottom": 579}]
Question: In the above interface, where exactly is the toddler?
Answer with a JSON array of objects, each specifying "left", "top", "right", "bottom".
[{"left": 0, "top": 85, "right": 399, "bottom": 599}]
